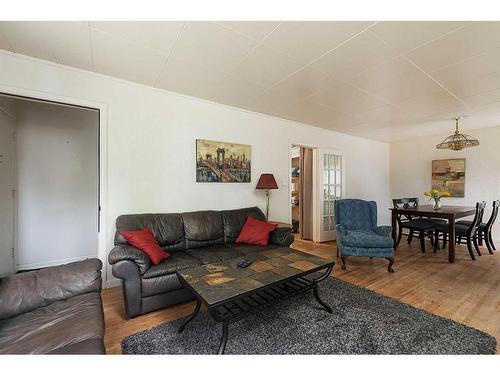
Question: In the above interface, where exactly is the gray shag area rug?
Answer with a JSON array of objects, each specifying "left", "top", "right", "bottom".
[{"left": 122, "top": 277, "right": 496, "bottom": 354}]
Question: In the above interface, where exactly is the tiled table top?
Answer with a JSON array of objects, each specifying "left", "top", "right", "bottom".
[{"left": 179, "top": 247, "right": 333, "bottom": 306}]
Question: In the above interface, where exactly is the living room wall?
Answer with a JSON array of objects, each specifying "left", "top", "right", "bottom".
[
  {"left": 390, "top": 126, "right": 500, "bottom": 240},
  {"left": 0, "top": 50, "right": 390, "bottom": 285}
]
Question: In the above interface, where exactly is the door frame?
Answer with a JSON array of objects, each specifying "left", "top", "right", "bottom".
[
  {"left": 288, "top": 141, "right": 319, "bottom": 242},
  {"left": 314, "top": 148, "right": 346, "bottom": 242},
  {"left": 0, "top": 84, "right": 108, "bottom": 282}
]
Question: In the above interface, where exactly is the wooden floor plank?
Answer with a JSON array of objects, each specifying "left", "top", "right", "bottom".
[{"left": 102, "top": 237, "right": 500, "bottom": 354}]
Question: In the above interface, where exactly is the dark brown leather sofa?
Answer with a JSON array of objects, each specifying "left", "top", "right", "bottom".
[
  {"left": 0, "top": 259, "right": 105, "bottom": 354},
  {"left": 108, "top": 207, "right": 294, "bottom": 318}
]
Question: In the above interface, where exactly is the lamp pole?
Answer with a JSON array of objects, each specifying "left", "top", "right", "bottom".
[{"left": 265, "top": 189, "right": 270, "bottom": 220}]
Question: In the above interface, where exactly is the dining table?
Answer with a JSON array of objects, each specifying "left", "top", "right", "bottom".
[{"left": 389, "top": 205, "right": 477, "bottom": 263}]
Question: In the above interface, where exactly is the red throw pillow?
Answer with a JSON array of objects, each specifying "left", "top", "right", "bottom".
[
  {"left": 235, "top": 216, "right": 278, "bottom": 246},
  {"left": 121, "top": 227, "right": 170, "bottom": 265}
]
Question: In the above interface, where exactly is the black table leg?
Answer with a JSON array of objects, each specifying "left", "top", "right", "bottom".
[
  {"left": 177, "top": 299, "right": 201, "bottom": 334},
  {"left": 313, "top": 284, "right": 333, "bottom": 313},
  {"left": 218, "top": 320, "right": 229, "bottom": 355}
]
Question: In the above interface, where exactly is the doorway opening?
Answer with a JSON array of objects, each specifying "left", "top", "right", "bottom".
[
  {"left": 0, "top": 93, "right": 100, "bottom": 276},
  {"left": 290, "top": 145, "right": 314, "bottom": 240}
]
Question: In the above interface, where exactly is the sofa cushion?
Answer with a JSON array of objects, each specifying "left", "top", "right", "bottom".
[
  {"left": 335, "top": 199, "right": 376, "bottom": 231},
  {"left": 0, "top": 259, "right": 102, "bottom": 320},
  {"left": 115, "top": 213, "right": 185, "bottom": 251},
  {"left": 121, "top": 227, "right": 171, "bottom": 265},
  {"left": 186, "top": 245, "right": 244, "bottom": 265},
  {"left": 142, "top": 252, "right": 202, "bottom": 279},
  {"left": 182, "top": 211, "right": 224, "bottom": 249},
  {"left": 48, "top": 338, "right": 105, "bottom": 354},
  {"left": 341, "top": 230, "right": 393, "bottom": 248},
  {"left": 221, "top": 207, "right": 266, "bottom": 243},
  {"left": 236, "top": 216, "right": 278, "bottom": 245},
  {"left": 142, "top": 273, "right": 183, "bottom": 297},
  {"left": 0, "top": 292, "right": 104, "bottom": 354}
]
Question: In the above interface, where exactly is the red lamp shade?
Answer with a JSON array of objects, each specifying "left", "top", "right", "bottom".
[{"left": 256, "top": 173, "right": 278, "bottom": 190}]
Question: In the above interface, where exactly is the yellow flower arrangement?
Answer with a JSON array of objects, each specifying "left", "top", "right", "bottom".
[{"left": 423, "top": 189, "right": 451, "bottom": 209}]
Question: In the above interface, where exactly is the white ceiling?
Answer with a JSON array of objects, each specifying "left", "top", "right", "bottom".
[{"left": 1, "top": 21, "right": 500, "bottom": 142}]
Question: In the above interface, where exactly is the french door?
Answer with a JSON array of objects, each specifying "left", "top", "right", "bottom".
[{"left": 317, "top": 149, "right": 344, "bottom": 242}]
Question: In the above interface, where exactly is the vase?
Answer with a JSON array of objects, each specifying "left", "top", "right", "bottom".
[{"left": 433, "top": 200, "right": 442, "bottom": 210}]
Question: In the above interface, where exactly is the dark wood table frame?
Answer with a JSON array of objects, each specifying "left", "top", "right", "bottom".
[
  {"left": 177, "top": 262, "right": 334, "bottom": 354},
  {"left": 390, "top": 205, "right": 476, "bottom": 263}
]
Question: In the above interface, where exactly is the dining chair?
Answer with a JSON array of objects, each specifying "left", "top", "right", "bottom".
[
  {"left": 456, "top": 200, "right": 499, "bottom": 254},
  {"left": 392, "top": 198, "right": 437, "bottom": 253},
  {"left": 434, "top": 201, "right": 486, "bottom": 261}
]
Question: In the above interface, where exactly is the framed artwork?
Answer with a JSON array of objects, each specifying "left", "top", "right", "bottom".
[
  {"left": 196, "top": 139, "right": 251, "bottom": 183},
  {"left": 431, "top": 158, "right": 465, "bottom": 197}
]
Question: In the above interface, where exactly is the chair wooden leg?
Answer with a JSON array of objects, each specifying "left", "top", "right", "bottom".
[
  {"left": 466, "top": 238, "right": 477, "bottom": 261},
  {"left": 434, "top": 230, "right": 440, "bottom": 252},
  {"left": 419, "top": 232, "right": 426, "bottom": 253},
  {"left": 386, "top": 257, "right": 394, "bottom": 273},
  {"left": 473, "top": 234, "right": 482, "bottom": 256},
  {"left": 407, "top": 229, "right": 414, "bottom": 244},
  {"left": 395, "top": 226, "right": 403, "bottom": 248},
  {"left": 429, "top": 230, "right": 435, "bottom": 248},
  {"left": 341, "top": 256, "right": 347, "bottom": 270},
  {"left": 485, "top": 233, "right": 494, "bottom": 254},
  {"left": 489, "top": 232, "right": 496, "bottom": 250},
  {"left": 443, "top": 234, "right": 447, "bottom": 249},
  {"left": 478, "top": 232, "right": 483, "bottom": 246}
]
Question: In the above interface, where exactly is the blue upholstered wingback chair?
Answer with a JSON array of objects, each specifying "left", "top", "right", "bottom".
[{"left": 334, "top": 199, "right": 395, "bottom": 272}]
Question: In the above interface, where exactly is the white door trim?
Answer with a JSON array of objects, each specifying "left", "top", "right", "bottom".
[{"left": 0, "top": 84, "right": 108, "bottom": 282}]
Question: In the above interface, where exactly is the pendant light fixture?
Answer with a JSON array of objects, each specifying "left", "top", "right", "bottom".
[{"left": 436, "top": 116, "right": 479, "bottom": 151}]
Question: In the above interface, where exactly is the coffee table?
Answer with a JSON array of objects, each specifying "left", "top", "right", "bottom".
[{"left": 177, "top": 247, "right": 334, "bottom": 354}]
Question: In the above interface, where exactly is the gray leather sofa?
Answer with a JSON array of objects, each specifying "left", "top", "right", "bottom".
[
  {"left": 0, "top": 259, "right": 105, "bottom": 354},
  {"left": 108, "top": 207, "right": 294, "bottom": 318}
]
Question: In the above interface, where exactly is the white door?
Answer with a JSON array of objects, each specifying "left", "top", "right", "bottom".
[
  {"left": 317, "top": 150, "right": 344, "bottom": 242},
  {"left": 0, "top": 109, "right": 15, "bottom": 276}
]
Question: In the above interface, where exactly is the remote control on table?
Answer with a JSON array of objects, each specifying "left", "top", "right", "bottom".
[{"left": 237, "top": 259, "right": 252, "bottom": 268}]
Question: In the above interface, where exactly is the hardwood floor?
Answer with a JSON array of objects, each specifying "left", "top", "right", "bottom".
[{"left": 102, "top": 237, "right": 500, "bottom": 354}]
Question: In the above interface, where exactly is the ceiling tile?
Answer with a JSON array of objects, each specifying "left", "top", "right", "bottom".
[
  {"left": 90, "top": 21, "right": 184, "bottom": 53},
  {"left": 279, "top": 97, "right": 349, "bottom": 128},
  {"left": 430, "top": 48, "right": 500, "bottom": 97},
  {"left": 406, "top": 22, "right": 500, "bottom": 72},
  {"left": 312, "top": 79, "right": 388, "bottom": 113},
  {"left": 231, "top": 42, "right": 305, "bottom": 87},
  {"left": 345, "top": 57, "right": 420, "bottom": 93},
  {"left": 309, "top": 30, "right": 399, "bottom": 78},
  {"left": 0, "top": 30, "right": 13, "bottom": 51},
  {"left": 216, "top": 21, "right": 280, "bottom": 42},
  {"left": 461, "top": 88, "right": 500, "bottom": 108},
  {"left": 371, "top": 21, "right": 468, "bottom": 53},
  {"left": 264, "top": 66, "right": 335, "bottom": 107},
  {"left": 0, "top": 22, "right": 93, "bottom": 69},
  {"left": 262, "top": 21, "right": 369, "bottom": 65},
  {"left": 0, "top": 22, "right": 58, "bottom": 63},
  {"left": 91, "top": 29, "right": 167, "bottom": 86},
  {"left": 170, "top": 22, "right": 256, "bottom": 72}
]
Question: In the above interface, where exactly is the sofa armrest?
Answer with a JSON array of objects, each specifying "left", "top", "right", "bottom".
[
  {"left": 374, "top": 225, "right": 392, "bottom": 237},
  {"left": 270, "top": 227, "right": 294, "bottom": 247},
  {"left": 0, "top": 258, "right": 102, "bottom": 320},
  {"left": 108, "top": 245, "right": 151, "bottom": 275}
]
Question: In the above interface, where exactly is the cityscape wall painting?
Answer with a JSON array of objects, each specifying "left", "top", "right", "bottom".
[
  {"left": 431, "top": 158, "right": 466, "bottom": 197},
  {"left": 196, "top": 139, "right": 251, "bottom": 182}
]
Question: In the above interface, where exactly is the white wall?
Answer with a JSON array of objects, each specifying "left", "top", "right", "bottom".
[
  {"left": 15, "top": 101, "right": 99, "bottom": 269},
  {"left": 0, "top": 98, "right": 16, "bottom": 275},
  {"left": 391, "top": 126, "right": 500, "bottom": 240},
  {"left": 0, "top": 51, "right": 390, "bottom": 284}
]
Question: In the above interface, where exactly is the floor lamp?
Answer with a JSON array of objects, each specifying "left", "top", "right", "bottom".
[{"left": 256, "top": 173, "right": 278, "bottom": 220}]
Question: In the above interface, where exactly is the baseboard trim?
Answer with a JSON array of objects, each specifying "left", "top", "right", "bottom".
[{"left": 17, "top": 254, "right": 99, "bottom": 271}]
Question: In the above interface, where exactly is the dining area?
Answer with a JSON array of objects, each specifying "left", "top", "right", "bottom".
[{"left": 390, "top": 197, "right": 499, "bottom": 263}]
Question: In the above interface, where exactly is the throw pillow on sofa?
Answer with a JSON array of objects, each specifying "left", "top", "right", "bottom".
[
  {"left": 235, "top": 216, "right": 278, "bottom": 245},
  {"left": 121, "top": 227, "right": 171, "bottom": 264}
]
